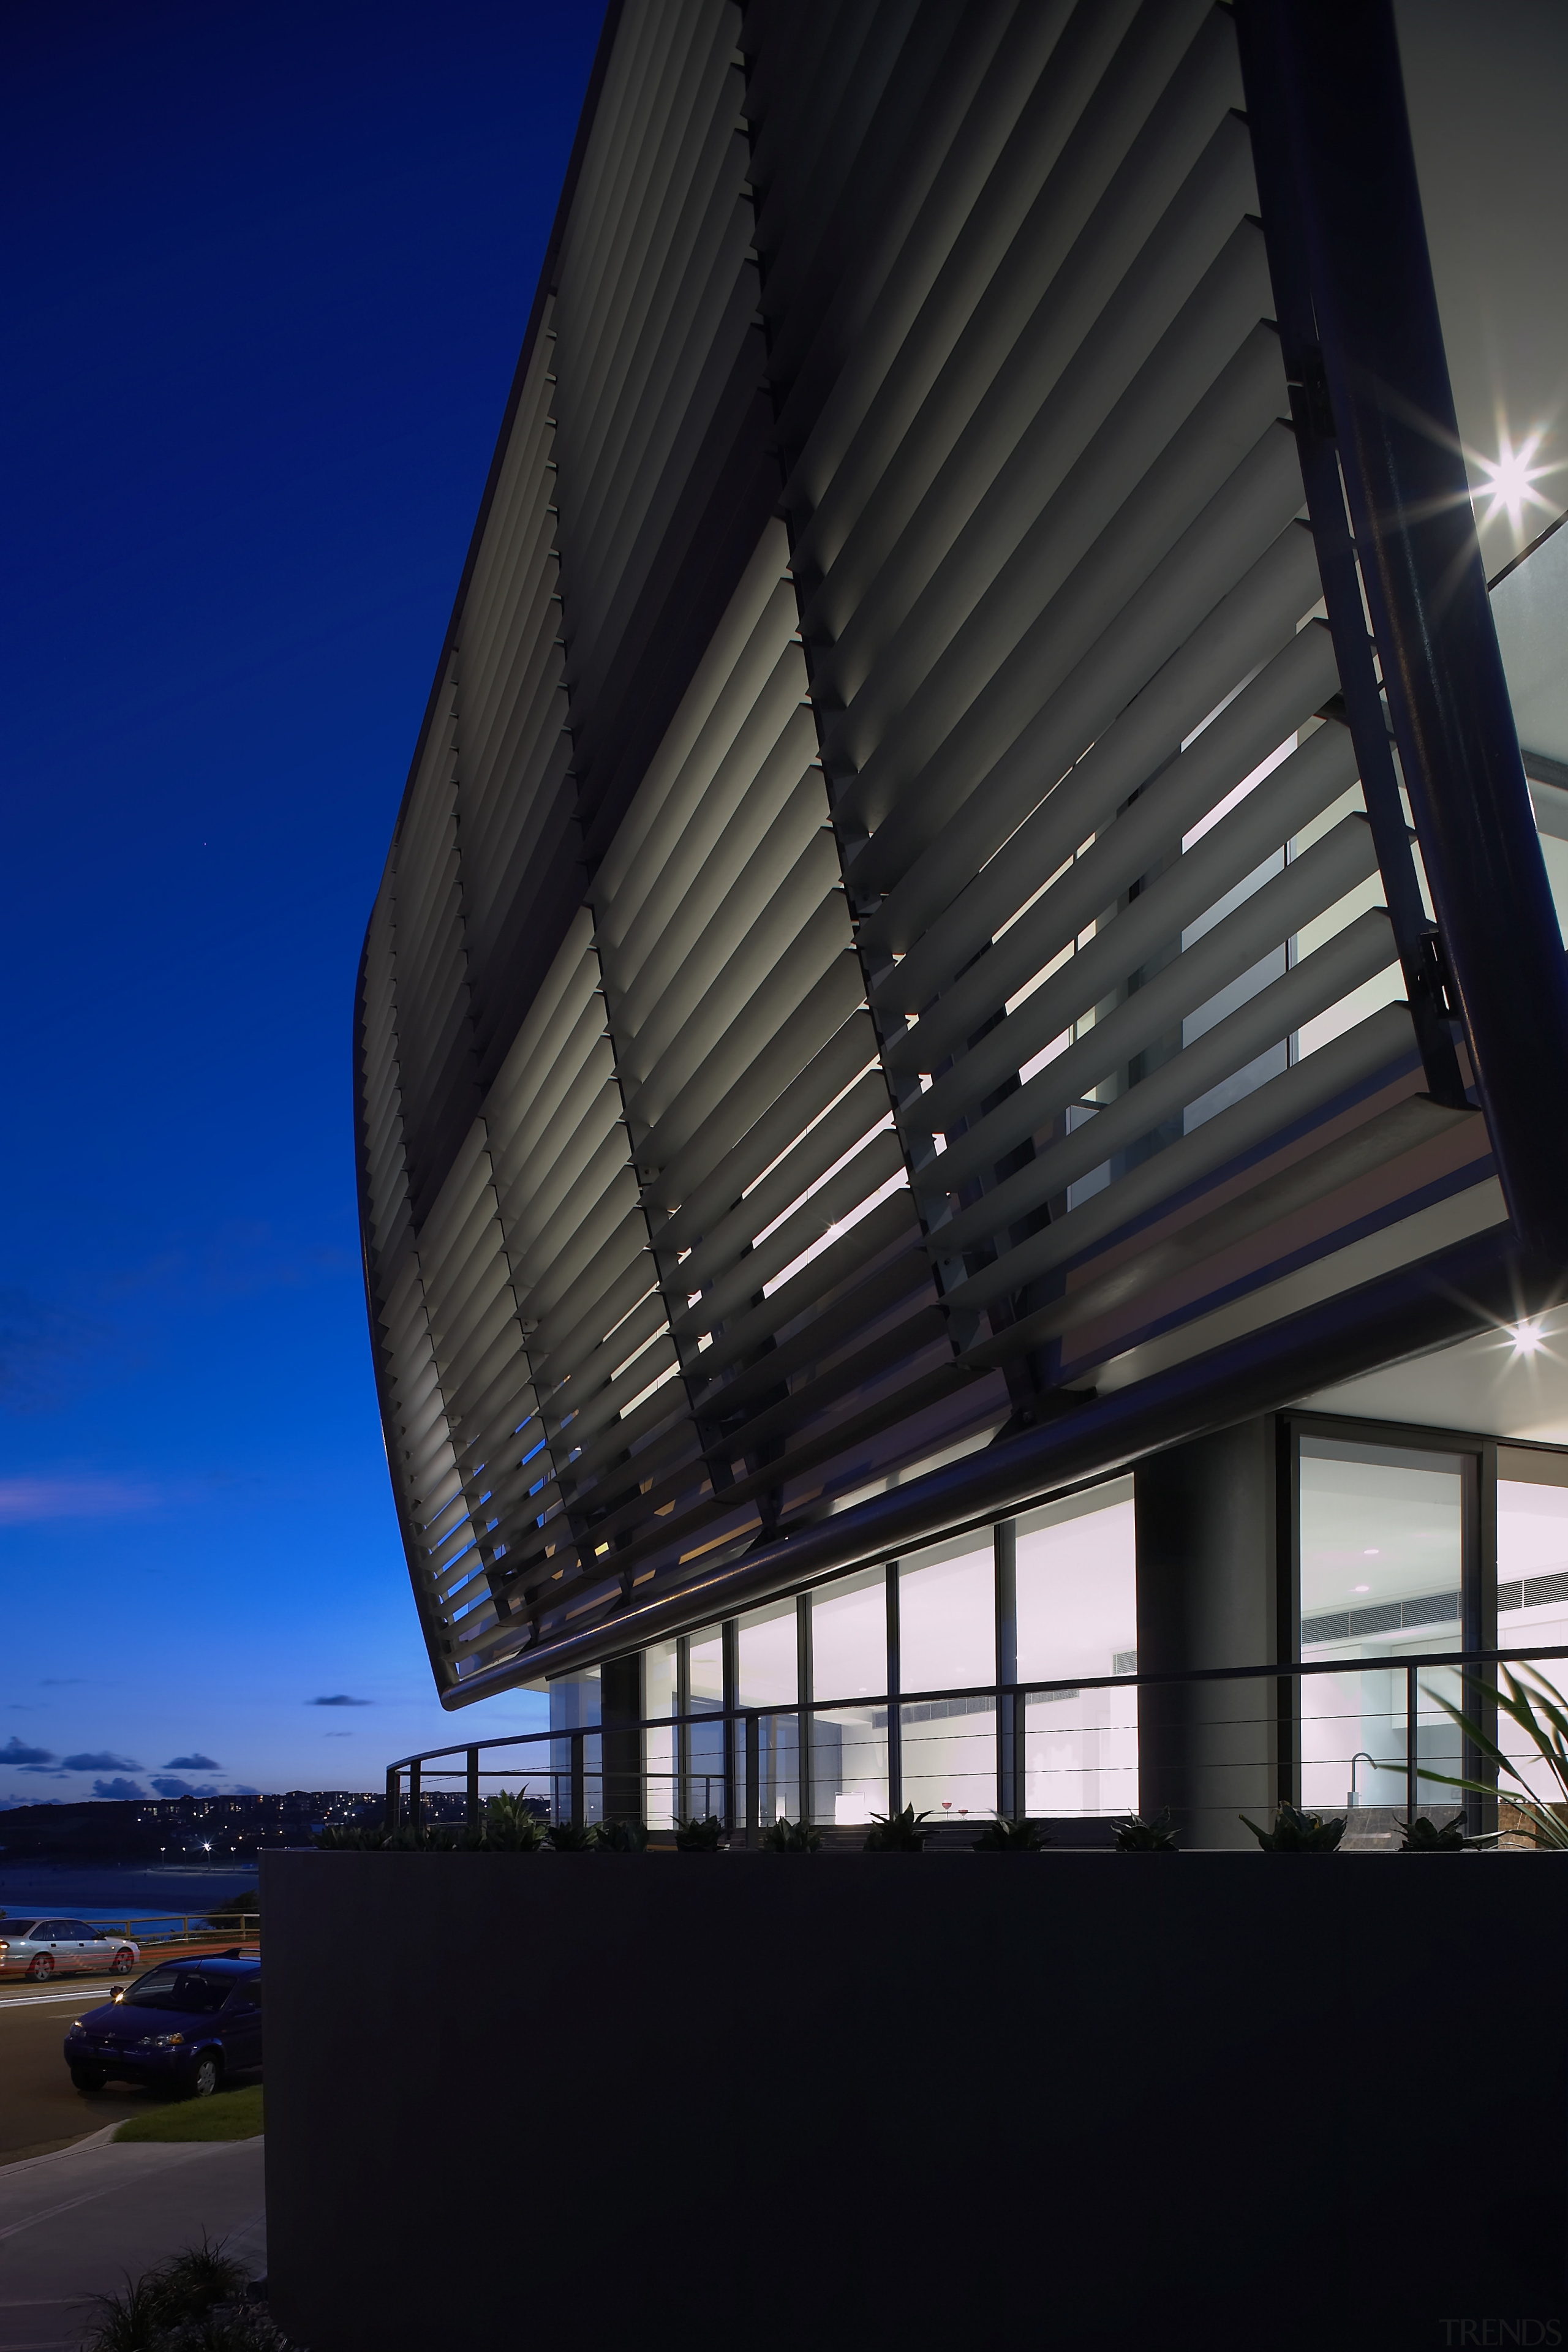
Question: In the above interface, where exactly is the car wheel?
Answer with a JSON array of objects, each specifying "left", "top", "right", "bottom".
[
  {"left": 25, "top": 1955, "right": 53, "bottom": 1981},
  {"left": 187, "top": 2053, "right": 221, "bottom": 2100},
  {"left": 111, "top": 1948, "right": 135, "bottom": 1974},
  {"left": 70, "top": 2067, "right": 107, "bottom": 2094}
]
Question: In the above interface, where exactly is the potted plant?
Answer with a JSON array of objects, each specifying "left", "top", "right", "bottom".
[
  {"left": 483, "top": 1792, "right": 547, "bottom": 1852},
  {"left": 1419, "top": 1662, "right": 1568, "bottom": 1847},
  {"left": 1400, "top": 1811, "right": 1488, "bottom": 1852},
  {"left": 545, "top": 1819, "right": 596, "bottom": 1853},
  {"left": 674, "top": 1814, "right": 725, "bottom": 1852},
  {"left": 760, "top": 1816, "right": 820, "bottom": 1852},
  {"left": 595, "top": 1819, "right": 649, "bottom": 1852},
  {"left": 1113, "top": 1809, "right": 1179, "bottom": 1851},
  {"left": 1240, "top": 1801, "right": 1346, "bottom": 1852},
  {"left": 971, "top": 1815, "right": 1050, "bottom": 1851},
  {"left": 864, "top": 1804, "right": 930, "bottom": 1851}
]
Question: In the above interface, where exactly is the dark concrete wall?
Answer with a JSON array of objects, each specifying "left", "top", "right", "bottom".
[
  {"left": 262, "top": 1850, "right": 1566, "bottom": 2350},
  {"left": 1137, "top": 1417, "right": 1281, "bottom": 1845}
]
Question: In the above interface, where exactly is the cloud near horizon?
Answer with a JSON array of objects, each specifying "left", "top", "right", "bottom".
[
  {"left": 151, "top": 1776, "right": 220, "bottom": 1798},
  {"left": 307, "top": 1694, "right": 371, "bottom": 1707},
  {"left": 92, "top": 1776, "right": 147, "bottom": 1800},
  {"left": 1, "top": 1736, "right": 54, "bottom": 1766},
  {"left": 61, "top": 1751, "right": 141, "bottom": 1772},
  {"left": 164, "top": 1754, "right": 221, "bottom": 1770},
  {"left": 0, "top": 1477, "right": 163, "bottom": 1522}
]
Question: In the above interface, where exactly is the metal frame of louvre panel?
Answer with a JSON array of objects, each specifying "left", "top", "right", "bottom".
[
  {"left": 470, "top": 523, "right": 1011, "bottom": 1673},
  {"left": 355, "top": 276, "right": 575, "bottom": 1692},
  {"left": 744, "top": 0, "right": 1495, "bottom": 1427},
  {"left": 362, "top": 0, "right": 1568, "bottom": 1707}
]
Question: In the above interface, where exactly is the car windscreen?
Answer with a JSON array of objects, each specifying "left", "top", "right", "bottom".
[{"left": 122, "top": 1969, "right": 233, "bottom": 2013}]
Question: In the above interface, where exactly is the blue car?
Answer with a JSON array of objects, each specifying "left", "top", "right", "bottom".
[{"left": 64, "top": 1953, "right": 262, "bottom": 2099}]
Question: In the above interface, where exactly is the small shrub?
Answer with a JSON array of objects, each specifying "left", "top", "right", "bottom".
[
  {"left": 1240, "top": 1801, "right": 1345, "bottom": 1852},
  {"left": 482, "top": 1792, "right": 547, "bottom": 1852},
  {"left": 154, "top": 2242, "right": 251, "bottom": 2316},
  {"left": 864, "top": 1804, "right": 930, "bottom": 1852},
  {"left": 595, "top": 1819, "right": 649, "bottom": 1852},
  {"left": 312, "top": 1821, "right": 459, "bottom": 1852},
  {"left": 81, "top": 2275, "right": 171, "bottom": 2352},
  {"left": 760, "top": 1816, "right": 820, "bottom": 1852},
  {"left": 971, "top": 1815, "right": 1049, "bottom": 1851},
  {"left": 203, "top": 1890, "right": 258, "bottom": 1931},
  {"left": 80, "top": 2234, "right": 266, "bottom": 2352},
  {"left": 545, "top": 1819, "right": 596, "bottom": 1853},
  {"left": 312, "top": 1823, "right": 391, "bottom": 1851},
  {"left": 1114, "top": 1809, "right": 1180, "bottom": 1852},
  {"left": 1400, "top": 1810, "right": 1489, "bottom": 1852},
  {"left": 674, "top": 1815, "right": 725, "bottom": 1852}
]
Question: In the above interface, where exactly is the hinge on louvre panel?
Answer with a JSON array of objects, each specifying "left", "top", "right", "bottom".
[
  {"left": 1415, "top": 929, "right": 1459, "bottom": 1021},
  {"left": 1289, "top": 345, "right": 1337, "bottom": 443}
]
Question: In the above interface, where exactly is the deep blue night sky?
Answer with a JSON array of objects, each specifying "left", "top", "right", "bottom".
[{"left": 1, "top": 1, "right": 601, "bottom": 1800}]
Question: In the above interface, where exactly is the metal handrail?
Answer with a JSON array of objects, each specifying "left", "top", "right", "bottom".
[{"left": 383, "top": 1642, "right": 1568, "bottom": 1834}]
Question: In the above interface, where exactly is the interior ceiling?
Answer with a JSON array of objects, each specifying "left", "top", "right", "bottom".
[
  {"left": 1491, "top": 517, "right": 1568, "bottom": 767},
  {"left": 1398, "top": 0, "right": 1568, "bottom": 569},
  {"left": 1300, "top": 1302, "right": 1568, "bottom": 1444}
]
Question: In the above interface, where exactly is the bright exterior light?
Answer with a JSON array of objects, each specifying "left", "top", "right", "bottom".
[
  {"left": 1473, "top": 425, "right": 1560, "bottom": 534},
  {"left": 1363, "top": 1548, "right": 1379, "bottom": 1556},
  {"left": 1510, "top": 1321, "right": 1545, "bottom": 1355},
  {"left": 1353, "top": 1583, "right": 1371, "bottom": 1594}
]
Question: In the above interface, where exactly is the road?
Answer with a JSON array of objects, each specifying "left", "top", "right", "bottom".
[{"left": 0, "top": 1947, "right": 258, "bottom": 2167}]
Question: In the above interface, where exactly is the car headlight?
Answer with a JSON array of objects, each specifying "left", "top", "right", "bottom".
[
  {"left": 136, "top": 2033, "right": 184, "bottom": 2048},
  {"left": 67, "top": 2021, "right": 84, "bottom": 2037}
]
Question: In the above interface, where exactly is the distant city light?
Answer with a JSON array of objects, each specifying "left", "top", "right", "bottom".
[
  {"left": 1473, "top": 426, "right": 1559, "bottom": 534},
  {"left": 1510, "top": 1321, "right": 1545, "bottom": 1356}
]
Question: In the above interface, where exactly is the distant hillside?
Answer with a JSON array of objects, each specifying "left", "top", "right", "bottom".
[{"left": 0, "top": 1791, "right": 382, "bottom": 1861}]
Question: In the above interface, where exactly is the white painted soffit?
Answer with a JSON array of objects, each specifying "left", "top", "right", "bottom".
[{"left": 1300, "top": 1298, "right": 1568, "bottom": 1444}]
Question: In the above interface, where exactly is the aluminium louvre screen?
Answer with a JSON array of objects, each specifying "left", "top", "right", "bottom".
[{"left": 359, "top": 0, "right": 1501, "bottom": 1698}]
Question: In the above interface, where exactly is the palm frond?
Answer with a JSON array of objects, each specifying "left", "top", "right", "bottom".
[{"left": 1422, "top": 1664, "right": 1568, "bottom": 1847}]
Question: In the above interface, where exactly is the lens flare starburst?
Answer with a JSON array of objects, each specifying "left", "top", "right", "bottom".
[{"left": 1473, "top": 426, "right": 1561, "bottom": 535}]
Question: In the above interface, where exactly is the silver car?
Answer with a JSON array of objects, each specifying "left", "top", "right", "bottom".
[{"left": 0, "top": 1918, "right": 140, "bottom": 1981}]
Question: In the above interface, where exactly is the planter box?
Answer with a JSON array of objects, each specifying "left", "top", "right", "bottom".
[{"left": 262, "top": 1851, "right": 1567, "bottom": 2350}]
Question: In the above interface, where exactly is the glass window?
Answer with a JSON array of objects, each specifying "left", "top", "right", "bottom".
[
  {"left": 1016, "top": 1480, "right": 1138, "bottom": 1820},
  {"left": 1298, "top": 1436, "right": 1465, "bottom": 1823},
  {"left": 124, "top": 1969, "right": 232, "bottom": 2014},
  {"left": 898, "top": 1536, "right": 993, "bottom": 1695},
  {"left": 687, "top": 1630, "right": 725, "bottom": 1709},
  {"left": 897, "top": 1537, "right": 995, "bottom": 1821},
  {"left": 737, "top": 1600, "right": 800, "bottom": 1825},
  {"left": 548, "top": 1670, "right": 602, "bottom": 1823},
  {"left": 736, "top": 1600, "right": 797, "bottom": 1707},
  {"left": 810, "top": 1567, "right": 887, "bottom": 1702},
  {"left": 1497, "top": 1460, "right": 1568, "bottom": 1830},
  {"left": 809, "top": 1567, "right": 888, "bottom": 1826},
  {"left": 644, "top": 1641, "right": 679, "bottom": 1829},
  {"left": 684, "top": 1630, "right": 726, "bottom": 1820}
]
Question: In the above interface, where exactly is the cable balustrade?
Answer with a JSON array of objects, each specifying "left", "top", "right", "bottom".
[{"left": 382, "top": 1642, "right": 1568, "bottom": 1848}]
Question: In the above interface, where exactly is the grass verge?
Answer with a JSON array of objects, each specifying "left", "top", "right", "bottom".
[{"left": 113, "top": 2084, "right": 263, "bottom": 2144}]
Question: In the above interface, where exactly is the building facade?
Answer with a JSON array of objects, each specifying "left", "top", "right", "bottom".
[{"left": 357, "top": 0, "right": 1568, "bottom": 1842}]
